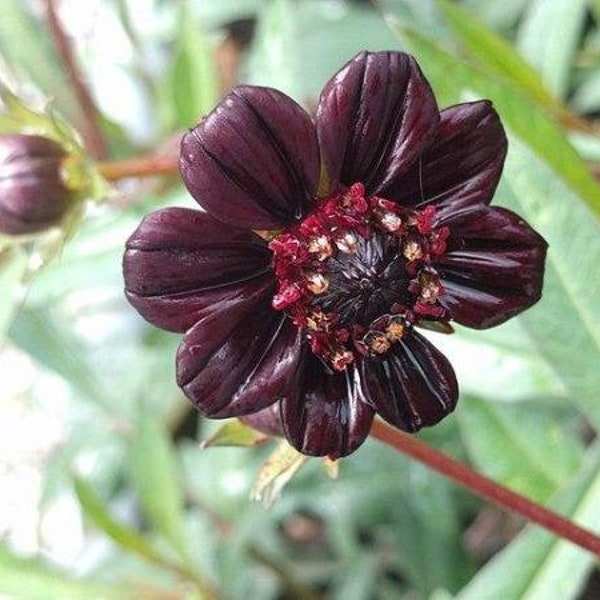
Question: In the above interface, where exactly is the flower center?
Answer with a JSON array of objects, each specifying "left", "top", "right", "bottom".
[{"left": 269, "top": 183, "right": 450, "bottom": 371}]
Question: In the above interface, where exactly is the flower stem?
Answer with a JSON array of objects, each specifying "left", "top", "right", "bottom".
[
  {"left": 98, "top": 154, "right": 179, "bottom": 181},
  {"left": 370, "top": 418, "right": 600, "bottom": 557},
  {"left": 44, "top": 0, "right": 109, "bottom": 160}
]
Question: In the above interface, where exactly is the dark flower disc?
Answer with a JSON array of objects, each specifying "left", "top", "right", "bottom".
[{"left": 124, "top": 50, "right": 547, "bottom": 458}]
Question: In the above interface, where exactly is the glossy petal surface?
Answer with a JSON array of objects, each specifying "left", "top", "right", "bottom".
[
  {"left": 180, "top": 86, "right": 320, "bottom": 229},
  {"left": 0, "top": 134, "right": 72, "bottom": 234},
  {"left": 385, "top": 101, "right": 507, "bottom": 214},
  {"left": 177, "top": 298, "right": 302, "bottom": 418},
  {"left": 240, "top": 403, "right": 285, "bottom": 437},
  {"left": 317, "top": 51, "right": 439, "bottom": 195},
  {"left": 433, "top": 206, "right": 548, "bottom": 328},
  {"left": 123, "top": 207, "right": 272, "bottom": 333},
  {"left": 361, "top": 331, "right": 458, "bottom": 432},
  {"left": 281, "top": 353, "right": 374, "bottom": 457}
]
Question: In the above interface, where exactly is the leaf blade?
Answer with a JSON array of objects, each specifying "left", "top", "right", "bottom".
[
  {"left": 456, "top": 444, "right": 600, "bottom": 600},
  {"left": 516, "top": 0, "right": 587, "bottom": 99},
  {"left": 436, "top": 0, "right": 559, "bottom": 110},
  {"left": 0, "top": 544, "right": 131, "bottom": 600},
  {"left": 129, "top": 409, "right": 189, "bottom": 559},
  {"left": 73, "top": 476, "right": 163, "bottom": 564},
  {"left": 389, "top": 20, "right": 600, "bottom": 219}
]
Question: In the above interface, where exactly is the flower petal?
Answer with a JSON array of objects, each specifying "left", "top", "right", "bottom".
[
  {"left": 180, "top": 86, "right": 320, "bottom": 229},
  {"left": 281, "top": 354, "right": 374, "bottom": 458},
  {"left": 240, "top": 404, "right": 284, "bottom": 438},
  {"left": 316, "top": 51, "right": 439, "bottom": 195},
  {"left": 177, "top": 297, "right": 303, "bottom": 418},
  {"left": 433, "top": 206, "right": 547, "bottom": 328},
  {"left": 361, "top": 330, "right": 458, "bottom": 432},
  {"left": 384, "top": 101, "right": 507, "bottom": 213},
  {"left": 123, "top": 207, "right": 272, "bottom": 333}
]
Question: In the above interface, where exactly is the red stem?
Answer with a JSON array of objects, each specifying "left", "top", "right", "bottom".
[
  {"left": 370, "top": 419, "right": 600, "bottom": 557},
  {"left": 44, "top": 0, "right": 109, "bottom": 160},
  {"left": 98, "top": 154, "right": 179, "bottom": 181}
]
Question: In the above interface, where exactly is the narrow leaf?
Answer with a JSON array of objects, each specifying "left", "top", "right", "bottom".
[
  {"left": 74, "top": 476, "right": 163, "bottom": 564},
  {"left": 456, "top": 444, "right": 600, "bottom": 600},
  {"left": 436, "top": 0, "right": 560, "bottom": 110},
  {"left": 9, "top": 307, "right": 113, "bottom": 412},
  {"left": 501, "top": 135, "right": 600, "bottom": 426},
  {"left": 517, "top": 0, "right": 587, "bottom": 99},
  {"left": 201, "top": 419, "right": 270, "bottom": 449},
  {"left": 0, "top": 545, "right": 131, "bottom": 600},
  {"left": 390, "top": 21, "right": 600, "bottom": 219},
  {"left": 0, "top": 247, "right": 27, "bottom": 342},
  {"left": 129, "top": 409, "right": 188, "bottom": 558},
  {"left": 459, "top": 396, "right": 584, "bottom": 502},
  {"left": 0, "top": 1, "right": 81, "bottom": 124},
  {"left": 163, "top": 5, "right": 218, "bottom": 129},
  {"left": 247, "top": 0, "right": 302, "bottom": 99},
  {"left": 251, "top": 440, "right": 307, "bottom": 507}
]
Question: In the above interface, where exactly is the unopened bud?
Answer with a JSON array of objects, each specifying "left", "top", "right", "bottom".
[{"left": 0, "top": 134, "right": 72, "bottom": 235}]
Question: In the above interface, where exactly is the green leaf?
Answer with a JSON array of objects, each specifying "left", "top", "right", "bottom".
[
  {"left": 456, "top": 444, "right": 600, "bottom": 600},
  {"left": 307, "top": 441, "right": 474, "bottom": 595},
  {"left": 516, "top": 0, "right": 588, "bottom": 99},
  {"left": 438, "top": 316, "right": 566, "bottom": 403},
  {"left": 572, "top": 68, "right": 600, "bottom": 114},
  {"left": 129, "top": 409, "right": 189, "bottom": 559},
  {"left": 332, "top": 553, "right": 380, "bottom": 600},
  {"left": 0, "top": 247, "right": 27, "bottom": 342},
  {"left": 459, "top": 396, "right": 584, "bottom": 502},
  {"left": 247, "top": 0, "right": 303, "bottom": 100},
  {"left": 9, "top": 307, "right": 113, "bottom": 412},
  {"left": 436, "top": 0, "right": 560, "bottom": 111},
  {"left": 0, "top": 544, "right": 131, "bottom": 600},
  {"left": 201, "top": 419, "right": 270, "bottom": 449},
  {"left": 74, "top": 476, "right": 163, "bottom": 564},
  {"left": 195, "top": 0, "right": 260, "bottom": 29},
  {"left": 251, "top": 440, "right": 307, "bottom": 507},
  {"left": 0, "top": 1, "right": 81, "bottom": 125},
  {"left": 500, "top": 136, "right": 600, "bottom": 426},
  {"left": 162, "top": 4, "right": 218, "bottom": 129},
  {"left": 247, "top": 0, "right": 400, "bottom": 101},
  {"left": 456, "top": 0, "right": 529, "bottom": 30},
  {"left": 389, "top": 21, "right": 600, "bottom": 219}
]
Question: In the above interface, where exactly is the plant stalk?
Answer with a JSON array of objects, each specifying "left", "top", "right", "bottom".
[
  {"left": 370, "top": 418, "right": 600, "bottom": 558},
  {"left": 44, "top": 0, "right": 109, "bottom": 160},
  {"left": 99, "top": 154, "right": 179, "bottom": 181}
]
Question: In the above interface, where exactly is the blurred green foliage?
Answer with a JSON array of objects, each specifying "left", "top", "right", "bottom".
[{"left": 1, "top": 0, "right": 600, "bottom": 599}]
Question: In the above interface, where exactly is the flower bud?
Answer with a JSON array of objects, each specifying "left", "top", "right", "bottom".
[{"left": 0, "top": 134, "right": 72, "bottom": 235}]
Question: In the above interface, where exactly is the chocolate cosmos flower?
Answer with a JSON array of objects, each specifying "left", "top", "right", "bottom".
[{"left": 123, "top": 51, "right": 547, "bottom": 458}]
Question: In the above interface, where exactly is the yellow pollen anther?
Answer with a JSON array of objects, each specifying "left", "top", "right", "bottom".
[
  {"left": 364, "top": 332, "right": 391, "bottom": 354},
  {"left": 403, "top": 240, "right": 423, "bottom": 261},
  {"left": 420, "top": 275, "right": 441, "bottom": 303},
  {"left": 308, "top": 235, "right": 333, "bottom": 260},
  {"left": 305, "top": 272, "right": 329, "bottom": 294},
  {"left": 386, "top": 320, "right": 405, "bottom": 341},
  {"left": 306, "top": 310, "right": 329, "bottom": 330},
  {"left": 335, "top": 231, "right": 358, "bottom": 254},
  {"left": 379, "top": 211, "right": 403, "bottom": 232}
]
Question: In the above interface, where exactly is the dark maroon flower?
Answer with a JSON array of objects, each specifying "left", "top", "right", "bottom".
[
  {"left": 123, "top": 51, "right": 547, "bottom": 458},
  {"left": 0, "top": 134, "right": 73, "bottom": 235}
]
